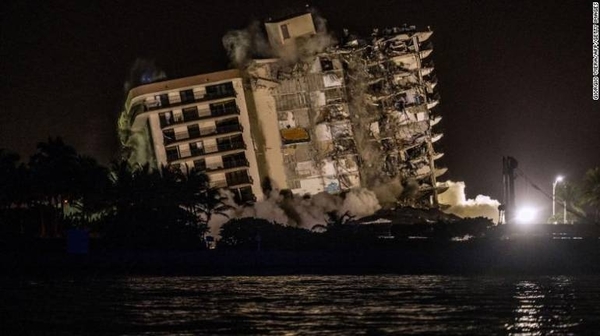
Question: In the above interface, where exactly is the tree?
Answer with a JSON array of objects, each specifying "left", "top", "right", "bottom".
[
  {"left": 185, "top": 168, "right": 232, "bottom": 227},
  {"left": 0, "top": 149, "right": 33, "bottom": 238},
  {"left": 0, "top": 149, "right": 24, "bottom": 209},
  {"left": 103, "top": 162, "right": 211, "bottom": 248},
  {"left": 555, "top": 182, "right": 586, "bottom": 223},
  {"left": 28, "top": 137, "right": 80, "bottom": 236},
  {"left": 69, "top": 155, "right": 112, "bottom": 227},
  {"left": 581, "top": 167, "right": 600, "bottom": 222}
]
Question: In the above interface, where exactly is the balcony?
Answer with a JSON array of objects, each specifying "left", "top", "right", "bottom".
[
  {"left": 226, "top": 174, "right": 254, "bottom": 187},
  {"left": 164, "top": 124, "right": 243, "bottom": 145},
  {"left": 167, "top": 142, "right": 247, "bottom": 163},
  {"left": 210, "top": 173, "right": 253, "bottom": 189},
  {"left": 142, "top": 90, "right": 236, "bottom": 112},
  {"left": 233, "top": 186, "right": 257, "bottom": 204},
  {"left": 159, "top": 103, "right": 240, "bottom": 128},
  {"left": 205, "top": 159, "right": 250, "bottom": 173}
]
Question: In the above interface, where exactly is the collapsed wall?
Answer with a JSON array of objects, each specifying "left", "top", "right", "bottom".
[
  {"left": 245, "top": 16, "right": 446, "bottom": 207},
  {"left": 338, "top": 26, "right": 446, "bottom": 207}
]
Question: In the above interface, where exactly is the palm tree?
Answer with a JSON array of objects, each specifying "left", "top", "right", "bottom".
[
  {"left": 0, "top": 149, "right": 32, "bottom": 237},
  {"left": 0, "top": 149, "right": 22, "bottom": 209},
  {"left": 555, "top": 182, "right": 586, "bottom": 223},
  {"left": 70, "top": 155, "right": 112, "bottom": 227},
  {"left": 581, "top": 167, "right": 600, "bottom": 222},
  {"left": 28, "top": 137, "right": 80, "bottom": 236},
  {"left": 105, "top": 162, "right": 212, "bottom": 247},
  {"left": 186, "top": 168, "right": 231, "bottom": 227}
]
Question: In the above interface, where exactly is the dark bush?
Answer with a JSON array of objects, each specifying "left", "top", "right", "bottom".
[{"left": 219, "top": 217, "right": 318, "bottom": 250}]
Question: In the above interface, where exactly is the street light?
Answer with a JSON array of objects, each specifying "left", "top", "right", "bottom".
[{"left": 552, "top": 176, "right": 563, "bottom": 224}]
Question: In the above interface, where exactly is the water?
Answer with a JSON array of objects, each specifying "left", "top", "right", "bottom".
[{"left": 2, "top": 275, "right": 600, "bottom": 335}]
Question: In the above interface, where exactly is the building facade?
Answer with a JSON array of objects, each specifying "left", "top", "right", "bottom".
[
  {"left": 121, "top": 13, "right": 446, "bottom": 207},
  {"left": 122, "top": 69, "right": 263, "bottom": 203},
  {"left": 245, "top": 14, "right": 446, "bottom": 205}
]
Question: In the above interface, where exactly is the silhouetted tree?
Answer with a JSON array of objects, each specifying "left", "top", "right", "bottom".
[
  {"left": 28, "top": 137, "right": 80, "bottom": 236},
  {"left": 556, "top": 182, "right": 586, "bottom": 223},
  {"left": 103, "top": 162, "right": 211, "bottom": 248},
  {"left": 219, "top": 217, "right": 315, "bottom": 250},
  {"left": 69, "top": 155, "right": 112, "bottom": 227},
  {"left": 0, "top": 149, "right": 24, "bottom": 209},
  {"left": 582, "top": 167, "right": 600, "bottom": 222}
]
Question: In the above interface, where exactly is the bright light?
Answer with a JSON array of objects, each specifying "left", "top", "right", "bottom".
[
  {"left": 516, "top": 207, "right": 537, "bottom": 224},
  {"left": 556, "top": 176, "right": 564, "bottom": 183}
]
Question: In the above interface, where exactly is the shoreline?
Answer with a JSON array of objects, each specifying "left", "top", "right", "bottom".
[{"left": 3, "top": 239, "right": 600, "bottom": 276}]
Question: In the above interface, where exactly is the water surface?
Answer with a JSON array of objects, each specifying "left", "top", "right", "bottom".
[{"left": 2, "top": 275, "right": 600, "bottom": 335}]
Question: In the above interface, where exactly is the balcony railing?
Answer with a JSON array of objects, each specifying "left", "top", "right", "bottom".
[
  {"left": 142, "top": 91, "right": 236, "bottom": 112},
  {"left": 224, "top": 158, "right": 249, "bottom": 169},
  {"left": 159, "top": 104, "right": 240, "bottom": 128},
  {"left": 236, "top": 193, "right": 257, "bottom": 203},
  {"left": 166, "top": 142, "right": 247, "bottom": 162},
  {"left": 210, "top": 174, "right": 253, "bottom": 189},
  {"left": 227, "top": 175, "right": 253, "bottom": 187},
  {"left": 205, "top": 159, "right": 249, "bottom": 172},
  {"left": 164, "top": 124, "right": 243, "bottom": 145},
  {"left": 210, "top": 179, "right": 228, "bottom": 189}
]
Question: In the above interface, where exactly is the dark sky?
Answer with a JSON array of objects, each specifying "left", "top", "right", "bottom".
[{"left": 2, "top": 0, "right": 598, "bottom": 216}]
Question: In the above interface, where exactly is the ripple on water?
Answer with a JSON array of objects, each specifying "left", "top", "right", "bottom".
[{"left": 2, "top": 275, "right": 600, "bottom": 335}]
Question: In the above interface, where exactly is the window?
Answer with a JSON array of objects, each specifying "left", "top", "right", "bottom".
[
  {"left": 180, "top": 89, "right": 195, "bottom": 104},
  {"left": 223, "top": 153, "right": 247, "bottom": 169},
  {"left": 216, "top": 117, "right": 240, "bottom": 134},
  {"left": 166, "top": 147, "right": 179, "bottom": 161},
  {"left": 210, "top": 100, "right": 237, "bottom": 116},
  {"left": 217, "top": 135, "right": 244, "bottom": 151},
  {"left": 205, "top": 82, "right": 234, "bottom": 98},
  {"left": 233, "top": 186, "right": 255, "bottom": 203},
  {"left": 158, "top": 94, "right": 169, "bottom": 107},
  {"left": 187, "top": 124, "right": 200, "bottom": 138},
  {"left": 193, "top": 159, "right": 206, "bottom": 171},
  {"left": 182, "top": 107, "right": 198, "bottom": 121},
  {"left": 190, "top": 141, "right": 204, "bottom": 156},
  {"left": 226, "top": 170, "right": 250, "bottom": 186},
  {"left": 281, "top": 24, "right": 290, "bottom": 39},
  {"left": 159, "top": 111, "right": 173, "bottom": 127},
  {"left": 163, "top": 129, "right": 175, "bottom": 143}
]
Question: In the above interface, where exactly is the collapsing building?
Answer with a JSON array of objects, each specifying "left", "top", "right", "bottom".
[
  {"left": 119, "top": 70, "right": 264, "bottom": 204},
  {"left": 119, "top": 12, "right": 446, "bottom": 207},
  {"left": 246, "top": 13, "right": 446, "bottom": 206}
]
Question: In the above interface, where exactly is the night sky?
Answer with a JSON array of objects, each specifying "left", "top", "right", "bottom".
[{"left": 2, "top": 0, "right": 598, "bottom": 216}]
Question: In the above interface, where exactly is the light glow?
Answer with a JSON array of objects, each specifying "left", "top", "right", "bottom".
[{"left": 516, "top": 207, "right": 537, "bottom": 224}]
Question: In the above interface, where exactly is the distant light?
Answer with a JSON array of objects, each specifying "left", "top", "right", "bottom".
[
  {"left": 556, "top": 176, "right": 564, "bottom": 183},
  {"left": 516, "top": 207, "right": 537, "bottom": 224}
]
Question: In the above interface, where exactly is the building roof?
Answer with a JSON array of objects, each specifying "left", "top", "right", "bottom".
[{"left": 126, "top": 69, "right": 242, "bottom": 102}]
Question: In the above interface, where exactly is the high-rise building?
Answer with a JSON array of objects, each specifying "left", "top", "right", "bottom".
[
  {"left": 120, "top": 12, "right": 446, "bottom": 207},
  {"left": 121, "top": 69, "right": 263, "bottom": 203},
  {"left": 245, "top": 13, "right": 445, "bottom": 205}
]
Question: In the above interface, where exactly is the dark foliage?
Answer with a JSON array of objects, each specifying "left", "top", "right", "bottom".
[{"left": 219, "top": 218, "right": 318, "bottom": 250}]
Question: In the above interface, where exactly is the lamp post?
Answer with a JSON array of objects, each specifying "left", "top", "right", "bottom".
[{"left": 552, "top": 176, "right": 563, "bottom": 224}]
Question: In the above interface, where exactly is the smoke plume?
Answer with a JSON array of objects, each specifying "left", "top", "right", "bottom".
[
  {"left": 222, "top": 13, "right": 336, "bottom": 67},
  {"left": 118, "top": 59, "right": 167, "bottom": 166},
  {"left": 207, "top": 187, "right": 381, "bottom": 237},
  {"left": 124, "top": 59, "right": 166, "bottom": 92},
  {"left": 438, "top": 180, "right": 500, "bottom": 223},
  {"left": 222, "top": 21, "right": 273, "bottom": 68}
]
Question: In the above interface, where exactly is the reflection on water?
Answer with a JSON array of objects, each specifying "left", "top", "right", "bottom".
[
  {"left": 2, "top": 275, "right": 600, "bottom": 335},
  {"left": 507, "top": 276, "right": 581, "bottom": 335}
]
